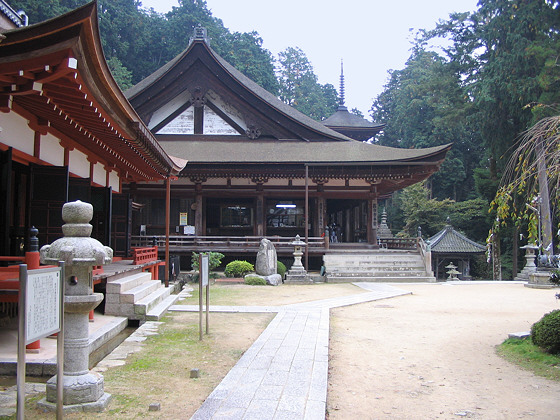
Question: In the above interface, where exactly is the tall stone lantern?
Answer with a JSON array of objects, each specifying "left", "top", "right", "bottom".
[
  {"left": 285, "top": 234, "right": 310, "bottom": 283},
  {"left": 38, "top": 200, "right": 113, "bottom": 411}
]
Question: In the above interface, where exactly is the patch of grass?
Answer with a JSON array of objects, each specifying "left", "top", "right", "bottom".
[{"left": 497, "top": 337, "right": 560, "bottom": 381}]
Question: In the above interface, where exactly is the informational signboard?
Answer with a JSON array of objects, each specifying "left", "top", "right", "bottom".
[
  {"left": 201, "top": 254, "right": 209, "bottom": 287},
  {"left": 24, "top": 266, "right": 62, "bottom": 344},
  {"left": 199, "top": 253, "right": 210, "bottom": 340},
  {"left": 18, "top": 263, "right": 64, "bottom": 420},
  {"left": 179, "top": 212, "right": 188, "bottom": 226}
]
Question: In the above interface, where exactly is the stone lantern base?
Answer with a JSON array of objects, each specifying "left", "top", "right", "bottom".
[
  {"left": 37, "top": 374, "right": 111, "bottom": 413},
  {"left": 285, "top": 265, "right": 310, "bottom": 283},
  {"left": 525, "top": 271, "right": 557, "bottom": 289}
]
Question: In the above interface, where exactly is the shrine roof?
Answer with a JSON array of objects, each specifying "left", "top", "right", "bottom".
[
  {"left": 0, "top": 2, "right": 184, "bottom": 181},
  {"left": 126, "top": 36, "right": 354, "bottom": 142},
  {"left": 429, "top": 224, "right": 486, "bottom": 254},
  {"left": 157, "top": 137, "right": 451, "bottom": 165}
]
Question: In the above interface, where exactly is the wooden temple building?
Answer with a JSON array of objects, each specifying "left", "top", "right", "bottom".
[
  {"left": 0, "top": 2, "right": 185, "bottom": 260},
  {"left": 125, "top": 26, "right": 451, "bottom": 263},
  {"left": 0, "top": 1, "right": 451, "bottom": 272}
]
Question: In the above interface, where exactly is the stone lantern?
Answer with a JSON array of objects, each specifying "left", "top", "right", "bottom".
[
  {"left": 38, "top": 201, "right": 113, "bottom": 412},
  {"left": 285, "top": 235, "right": 310, "bottom": 283},
  {"left": 446, "top": 262, "right": 460, "bottom": 280}
]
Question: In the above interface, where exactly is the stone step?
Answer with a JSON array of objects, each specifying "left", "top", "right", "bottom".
[
  {"left": 325, "top": 263, "right": 425, "bottom": 270},
  {"left": 119, "top": 280, "right": 162, "bottom": 304},
  {"left": 325, "top": 255, "right": 424, "bottom": 260},
  {"left": 326, "top": 276, "right": 436, "bottom": 283},
  {"left": 106, "top": 272, "right": 152, "bottom": 294},
  {"left": 134, "top": 286, "right": 173, "bottom": 317},
  {"left": 146, "top": 294, "right": 180, "bottom": 321},
  {"left": 327, "top": 270, "right": 428, "bottom": 277}
]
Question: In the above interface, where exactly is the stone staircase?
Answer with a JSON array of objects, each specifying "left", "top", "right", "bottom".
[
  {"left": 104, "top": 271, "right": 179, "bottom": 321},
  {"left": 323, "top": 249, "right": 435, "bottom": 282}
]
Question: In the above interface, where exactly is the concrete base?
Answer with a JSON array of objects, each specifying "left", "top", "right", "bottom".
[{"left": 37, "top": 392, "right": 111, "bottom": 413}]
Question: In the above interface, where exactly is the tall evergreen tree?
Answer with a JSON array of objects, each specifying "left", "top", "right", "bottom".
[{"left": 277, "top": 47, "right": 338, "bottom": 121}]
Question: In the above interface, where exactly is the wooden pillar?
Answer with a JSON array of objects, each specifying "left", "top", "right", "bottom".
[
  {"left": 345, "top": 209, "right": 352, "bottom": 243},
  {"left": 195, "top": 190, "right": 203, "bottom": 236},
  {"left": 367, "top": 198, "right": 378, "bottom": 245},
  {"left": 315, "top": 196, "right": 326, "bottom": 237},
  {"left": 256, "top": 193, "right": 265, "bottom": 236},
  {"left": 305, "top": 165, "right": 309, "bottom": 270},
  {"left": 165, "top": 177, "right": 170, "bottom": 287}
]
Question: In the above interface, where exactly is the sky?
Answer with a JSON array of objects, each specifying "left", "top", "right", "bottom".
[{"left": 139, "top": 0, "right": 479, "bottom": 118}]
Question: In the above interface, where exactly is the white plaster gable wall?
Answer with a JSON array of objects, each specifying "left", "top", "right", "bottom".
[
  {"left": 205, "top": 89, "right": 246, "bottom": 130},
  {"left": 151, "top": 89, "right": 246, "bottom": 135},
  {"left": 203, "top": 106, "right": 238, "bottom": 135},
  {"left": 0, "top": 112, "right": 34, "bottom": 155},
  {"left": 148, "top": 89, "right": 191, "bottom": 130},
  {"left": 157, "top": 106, "right": 194, "bottom": 134},
  {"left": 69, "top": 148, "right": 89, "bottom": 178},
  {"left": 41, "top": 132, "right": 65, "bottom": 166}
]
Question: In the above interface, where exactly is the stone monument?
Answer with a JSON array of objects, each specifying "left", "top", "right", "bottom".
[
  {"left": 247, "top": 238, "right": 282, "bottom": 286},
  {"left": 38, "top": 200, "right": 113, "bottom": 412}
]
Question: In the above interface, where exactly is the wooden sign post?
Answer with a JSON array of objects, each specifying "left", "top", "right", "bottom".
[{"left": 199, "top": 253, "right": 209, "bottom": 340}]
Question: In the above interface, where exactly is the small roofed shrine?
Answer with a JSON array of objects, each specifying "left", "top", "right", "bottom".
[
  {"left": 125, "top": 26, "right": 451, "bottom": 261},
  {"left": 0, "top": 2, "right": 184, "bottom": 258},
  {"left": 429, "top": 220, "right": 486, "bottom": 280}
]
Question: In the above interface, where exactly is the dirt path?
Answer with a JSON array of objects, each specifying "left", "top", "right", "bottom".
[{"left": 328, "top": 283, "right": 560, "bottom": 419}]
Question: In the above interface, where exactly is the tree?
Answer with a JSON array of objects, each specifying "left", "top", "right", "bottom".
[
  {"left": 492, "top": 112, "right": 560, "bottom": 253},
  {"left": 277, "top": 47, "right": 338, "bottom": 121},
  {"left": 371, "top": 48, "right": 481, "bottom": 200}
]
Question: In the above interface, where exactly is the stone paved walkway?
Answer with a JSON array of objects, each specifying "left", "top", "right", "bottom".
[
  {"left": 168, "top": 283, "right": 411, "bottom": 420},
  {"left": 0, "top": 283, "right": 410, "bottom": 419}
]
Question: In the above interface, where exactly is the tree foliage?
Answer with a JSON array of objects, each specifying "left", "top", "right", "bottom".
[
  {"left": 371, "top": 48, "right": 481, "bottom": 200},
  {"left": 277, "top": 47, "right": 338, "bottom": 121},
  {"left": 9, "top": 0, "right": 280, "bottom": 94}
]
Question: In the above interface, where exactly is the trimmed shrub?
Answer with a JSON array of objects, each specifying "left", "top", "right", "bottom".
[
  {"left": 531, "top": 310, "right": 560, "bottom": 354},
  {"left": 191, "top": 252, "right": 224, "bottom": 271},
  {"left": 244, "top": 276, "right": 267, "bottom": 286},
  {"left": 277, "top": 261, "right": 287, "bottom": 278},
  {"left": 224, "top": 260, "right": 254, "bottom": 277}
]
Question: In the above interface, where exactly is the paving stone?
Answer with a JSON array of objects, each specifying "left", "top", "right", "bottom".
[{"left": 187, "top": 282, "right": 411, "bottom": 419}]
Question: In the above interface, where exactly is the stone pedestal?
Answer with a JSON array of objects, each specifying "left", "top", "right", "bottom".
[
  {"left": 526, "top": 271, "right": 556, "bottom": 289},
  {"left": 37, "top": 200, "right": 113, "bottom": 412}
]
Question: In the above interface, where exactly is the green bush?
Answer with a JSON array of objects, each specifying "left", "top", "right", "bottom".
[
  {"left": 191, "top": 252, "right": 224, "bottom": 271},
  {"left": 531, "top": 310, "right": 560, "bottom": 354},
  {"left": 277, "top": 261, "right": 287, "bottom": 278},
  {"left": 244, "top": 275, "right": 266, "bottom": 286},
  {"left": 224, "top": 260, "right": 254, "bottom": 277}
]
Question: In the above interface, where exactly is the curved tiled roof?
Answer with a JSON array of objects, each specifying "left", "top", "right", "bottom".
[
  {"left": 429, "top": 224, "right": 486, "bottom": 254},
  {"left": 157, "top": 138, "right": 451, "bottom": 164}
]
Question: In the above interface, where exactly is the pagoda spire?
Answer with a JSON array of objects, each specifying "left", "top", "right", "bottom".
[{"left": 338, "top": 59, "right": 347, "bottom": 110}]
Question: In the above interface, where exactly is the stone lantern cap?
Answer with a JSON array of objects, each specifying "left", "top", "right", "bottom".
[
  {"left": 40, "top": 200, "right": 113, "bottom": 266},
  {"left": 291, "top": 234, "right": 306, "bottom": 246},
  {"left": 520, "top": 244, "right": 539, "bottom": 251}
]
